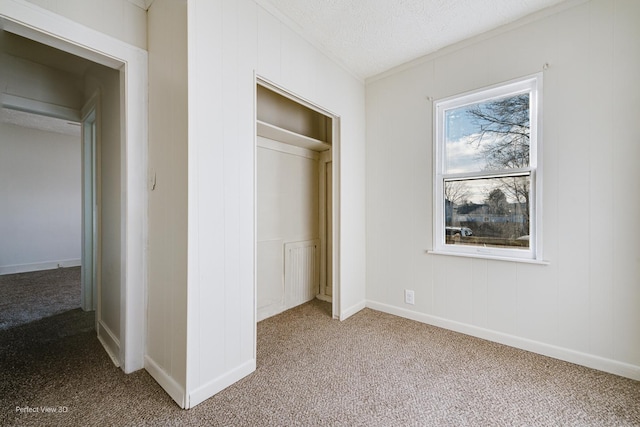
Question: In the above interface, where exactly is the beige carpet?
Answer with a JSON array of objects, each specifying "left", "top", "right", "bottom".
[{"left": 1, "top": 293, "right": 639, "bottom": 426}]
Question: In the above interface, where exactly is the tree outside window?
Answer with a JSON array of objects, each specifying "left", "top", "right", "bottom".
[{"left": 434, "top": 75, "right": 542, "bottom": 260}]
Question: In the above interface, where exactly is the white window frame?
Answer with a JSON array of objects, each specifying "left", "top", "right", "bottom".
[{"left": 432, "top": 74, "right": 544, "bottom": 263}]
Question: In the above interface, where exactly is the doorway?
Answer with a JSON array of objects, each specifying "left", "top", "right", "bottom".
[
  {"left": 0, "top": 32, "right": 119, "bottom": 363},
  {"left": 255, "top": 78, "right": 339, "bottom": 321},
  {"left": 0, "top": 105, "right": 83, "bottom": 330},
  {"left": 0, "top": 87, "right": 98, "bottom": 315},
  {"left": 0, "top": 2, "right": 148, "bottom": 373}
]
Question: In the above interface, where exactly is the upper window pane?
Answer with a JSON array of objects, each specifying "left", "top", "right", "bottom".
[{"left": 444, "top": 93, "right": 530, "bottom": 174}]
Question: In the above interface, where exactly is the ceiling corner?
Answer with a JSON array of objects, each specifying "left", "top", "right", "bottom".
[{"left": 127, "top": 0, "right": 153, "bottom": 11}]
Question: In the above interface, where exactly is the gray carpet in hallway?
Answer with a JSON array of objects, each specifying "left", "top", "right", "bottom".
[
  {"left": 0, "top": 267, "right": 81, "bottom": 330},
  {"left": 1, "top": 298, "right": 639, "bottom": 426}
]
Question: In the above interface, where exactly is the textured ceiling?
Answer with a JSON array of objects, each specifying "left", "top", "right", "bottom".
[{"left": 260, "top": 0, "right": 566, "bottom": 79}]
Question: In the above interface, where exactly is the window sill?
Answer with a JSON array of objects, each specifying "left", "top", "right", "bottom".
[{"left": 427, "top": 250, "right": 550, "bottom": 265}]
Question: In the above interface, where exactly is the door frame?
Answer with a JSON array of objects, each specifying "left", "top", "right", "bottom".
[
  {"left": 0, "top": 0, "right": 149, "bottom": 373},
  {"left": 318, "top": 151, "right": 333, "bottom": 302},
  {"left": 81, "top": 92, "right": 100, "bottom": 312}
]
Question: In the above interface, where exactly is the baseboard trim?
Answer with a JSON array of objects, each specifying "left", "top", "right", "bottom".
[
  {"left": 97, "top": 320, "right": 121, "bottom": 368},
  {"left": 0, "top": 259, "right": 81, "bottom": 275},
  {"left": 145, "top": 356, "right": 187, "bottom": 408},
  {"left": 340, "top": 300, "right": 366, "bottom": 321},
  {"left": 366, "top": 300, "right": 640, "bottom": 381},
  {"left": 316, "top": 293, "right": 332, "bottom": 303},
  {"left": 257, "top": 304, "right": 285, "bottom": 322},
  {"left": 187, "top": 359, "right": 256, "bottom": 408}
]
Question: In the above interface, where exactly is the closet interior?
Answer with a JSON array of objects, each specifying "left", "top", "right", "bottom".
[{"left": 256, "top": 83, "right": 334, "bottom": 321}]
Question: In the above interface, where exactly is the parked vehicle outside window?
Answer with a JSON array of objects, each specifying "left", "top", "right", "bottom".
[{"left": 445, "top": 226, "right": 473, "bottom": 237}]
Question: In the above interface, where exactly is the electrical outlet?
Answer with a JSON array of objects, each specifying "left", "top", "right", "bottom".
[{"left": 405, "top": 289, "right": 415, "bottom": 305}]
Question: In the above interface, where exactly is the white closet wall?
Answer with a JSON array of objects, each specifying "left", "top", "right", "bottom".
[{"left": 257, "top": 136, "right": 320, "bottom": 320}]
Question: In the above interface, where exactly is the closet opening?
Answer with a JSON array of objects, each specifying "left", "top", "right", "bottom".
[{"left": 255, "top": 79, "right": 339, "bottom": 321}]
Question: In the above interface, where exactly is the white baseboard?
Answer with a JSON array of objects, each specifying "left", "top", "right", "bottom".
[
  {"left": 257, "top": 304, "right": 284, "bottom": 322},
  {"left": 316, "top": 293, "right": 332, "bottom": 303},
  {"left": 258, "top": 295, "right": 322, "bottom": 322},
  {"left": 97, "top": 320, "right": 121, "bottom": 368},
  {"left": 366, "top": 300, "right": 640, "bottom": 381},
  {"left": 0, "top": 258, "right": 81, "bottom": 275},
  {"left": 145, "top": 356, "right": 187, "bottom": 408},
  {"left": 187, "top": 359, "right": 256, "bottom": 408},
  {"left": 340, "top": 299, "right": 366, "bottom": 321}
]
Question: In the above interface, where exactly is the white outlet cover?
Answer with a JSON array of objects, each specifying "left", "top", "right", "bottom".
[{"left": 405, "top": 290, "right": 415, "bottom": 305}]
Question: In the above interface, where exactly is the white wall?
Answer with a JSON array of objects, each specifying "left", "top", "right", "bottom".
[
  {"left": 146, "top": 0, "right": 188, "bottom": 403},
  {"left": 257, "top": 137, "right": 320, "bottom": 320},
  {"left": 1, "top": 52, "right": 83, "bottom": 112},
  {"left": 365, "top": 0, "right": 640, "bottom": 380},
  {"left": 23, "top": 0, "right": 146, "bottom": 49},
  {"left": 251, "top": 1, "right": 367, "bottom": 320},
  {"left": 182, "top": 0, "right": 365, "bottom": 408},
  {"left": 0, "top": 121, "right": 81, "bottom": 274}
]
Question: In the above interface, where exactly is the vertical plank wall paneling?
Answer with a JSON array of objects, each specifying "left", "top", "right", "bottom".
[
  {"left": 25, "top": 0, "right": 147, "bottom": 49},
  {"left": 610, "top": 0, "right": 640, "bottom": 366},
  {"left": 365, "top": 0, "right": 640, "bottom": 379},
  {"left": 586, "top": 0, "right": 615, "bottom": 361},
  {"left": 147, "top": 0, "right": 188, "bottom": 403},
  {"left": 186, "top": 0, "right": 366, "bottom": 408},
  {"left": 555, "top": 2, "right": 591, "bottom": 354},
  {"left": 221, "top": 0, "right": 243, "bottom": 376}
]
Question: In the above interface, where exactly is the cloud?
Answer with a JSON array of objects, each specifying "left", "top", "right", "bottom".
[{"left": 445, "top": 133, "right": 491, "bottom": 174}]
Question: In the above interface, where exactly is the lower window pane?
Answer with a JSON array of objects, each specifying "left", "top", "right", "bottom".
[{"left": 444, "top": 176, "right": 530, "bottom": 249}]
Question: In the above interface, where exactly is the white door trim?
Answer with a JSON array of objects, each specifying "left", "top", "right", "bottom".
[
  {"left": 81, "top": 91, "right": 99, "bottom": 313},
  {"left": 0, "top": 0, "right": 149, "bottom": 373}
]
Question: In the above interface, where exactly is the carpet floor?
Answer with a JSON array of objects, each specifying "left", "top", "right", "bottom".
[
  {"left": 1, "top": 294, "right": 639, "bottom": 426},
  {"left": 0, "top": 267, "right": 81, "bottom": 330}
]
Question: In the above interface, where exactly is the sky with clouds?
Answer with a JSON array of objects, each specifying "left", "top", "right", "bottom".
[{"left": 443, "top": 104, "right": 527, "bottom": 205}]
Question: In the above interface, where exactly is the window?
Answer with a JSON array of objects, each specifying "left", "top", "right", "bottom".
[{"left": 433, "top": 75, "right": 542, "bottom": 261}]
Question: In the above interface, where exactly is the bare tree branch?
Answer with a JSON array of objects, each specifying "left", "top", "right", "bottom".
[
  {"left": 445, "top": 181, "right": 470, "bottom": 206},
  {"left": 466, "top": 94, "right": 531, "bottom": 232}
]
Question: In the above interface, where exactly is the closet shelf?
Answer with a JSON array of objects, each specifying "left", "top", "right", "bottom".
[{"left": 257, "top": 120, "right": 331, "bottom": 152}]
